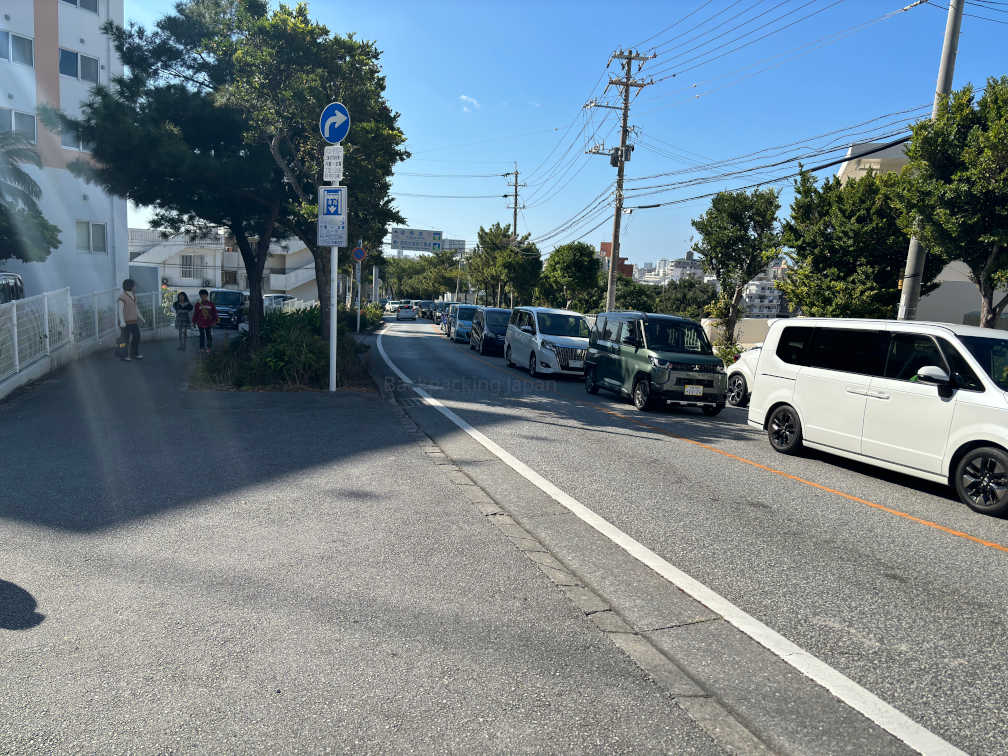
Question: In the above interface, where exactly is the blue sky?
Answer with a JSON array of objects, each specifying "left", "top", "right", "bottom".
[{"left": 124, "top": 0, "right": 1007, "bottom": 266}]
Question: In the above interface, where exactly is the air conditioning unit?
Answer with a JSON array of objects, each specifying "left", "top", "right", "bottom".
[{"left": 202, "top": 279, "right": 213, "bottom": 287}]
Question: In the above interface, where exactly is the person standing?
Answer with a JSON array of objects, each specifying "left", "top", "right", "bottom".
[
  {"left": 116, "top": 279, "right": 145, "bottom": 361},
  {"left": 172, "top": 291, "right": 194, "bottom": 351},
  {"left": 192, "top": 289, "right": 219, "bottom": 353}
]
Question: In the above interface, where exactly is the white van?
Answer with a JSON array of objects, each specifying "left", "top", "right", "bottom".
[
  {"left": 505, "top": 307, "right": 591, "bottom": 377},
  {"left": 748, "top": 318, "right": 1008, "bottom": 515}
]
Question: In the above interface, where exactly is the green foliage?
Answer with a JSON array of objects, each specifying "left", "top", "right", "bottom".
[
  {"left": 712, "top": 339, "right": 742, "bottom": 366},
  {"left": 199, "top": 306, "right": 370, "bottom": 389},
  {"left": 653, "top": 277, "right": 718, "bottom": 321},
  {"left": 598, "top": 275, "right": 656, "bottom": 313},
  {"left": 779, "top": 170, "right": 942, "bottom": 319},
  {"left": 0, "top": 133, "right": 60, "bottom": 263},
  {"left": 468, "top": 223, "right": 542, "bottom": 306},
  {"left": 384, "top": 251, "right": 456, "bottom": 299},
  {"left": 894, "top": 76, "right": 1008, "bottom": 327},
  {"left": 541, "top": 242, "right": 601, "bottom": 309},
  {"left": 691, "top": 188, "right": 781, "bottom": 344}
]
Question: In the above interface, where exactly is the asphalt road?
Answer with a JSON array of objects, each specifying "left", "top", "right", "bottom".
[
  {"left": 0, "top": 338, "right": 721, "bottom": 754},
  {"left": 378, "top": 317, "right": 1008, "bottom": 755}
]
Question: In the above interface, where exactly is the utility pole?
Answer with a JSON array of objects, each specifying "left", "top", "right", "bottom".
[
  {"left": 587, "top": 49, "right": 653, "bottom": 313},
  {"left": 504, "top": 162, "right": 526, "bottom": 238},
  {"left": 897, "top": 0, "right": 965, "bottom": 320},
  {"left": 454, "top": 250, "right": 463, "bottom": 300}
]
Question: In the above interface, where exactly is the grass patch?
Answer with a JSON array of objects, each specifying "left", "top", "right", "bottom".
[{"left": 195, "top": 305, "right": 380, "bottom": 390}]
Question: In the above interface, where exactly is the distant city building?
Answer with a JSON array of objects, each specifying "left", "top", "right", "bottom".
[
  {"left": 742, "top": 258, "right": 790, "bottom": 319},
  {"left": 836, "top": 142, "right": 909, "bottom": 184},
  {"left": 2, "top": 0, "right": 129, "bottom": 296},
  {"left": 598, "top": 241, "right": 635, "bottom": 278}
]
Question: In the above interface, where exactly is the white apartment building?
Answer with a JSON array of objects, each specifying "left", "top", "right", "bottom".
[
  {"left": 742, "top": 258, "right": 790, "bottom": 319},
  {"left": 129, "top": 229, "right": 320, "bottom": 301},
  {"left": 1, "top": 0, "right": 128, "bottom": 296}
]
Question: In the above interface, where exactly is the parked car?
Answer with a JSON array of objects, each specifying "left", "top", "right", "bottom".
[
  {"left": 449, "top": 305, "right": 478, "bottom": 343},
  {"left": 208, "top": 289, "right": 247, "bottom": 329},
  {"left": 419, "top": 301, "right": 436, "bottom": 319},
  {"left": 585, "top": 311, "right": 726, "bottom": 414},
  {"left": 442, "top": 303, "right": 461, "bottom": 334},
  {"left": 748, "top": 318, "right": 1008, "bottom": 515},
  {"left": 726, "top": 345, "right": 762, "bottom": 407},
  {"left": 264, "top": 294, "right": 295, "bottom": 311},
  {"left": 0, "top": 272, "right": 25, "bottom": 304},
  {"left": 470, "top": 307, "right": 512, "bottom": 355},
  {"left": 385, "top": 300, "right": 402, "bottom": 313},
  {"left": 505, "top": 307, "right": 591, "bottom": 378},
  {"left": 395, "top": 303, "right": 418, "bottom": 321}
]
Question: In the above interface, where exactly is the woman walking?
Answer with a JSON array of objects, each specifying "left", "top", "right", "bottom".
[{"left": 172, "top": 292, "right": 194, "bottom": 351}]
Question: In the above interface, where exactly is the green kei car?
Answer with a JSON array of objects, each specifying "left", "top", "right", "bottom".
[{"left": 585, "top": 311, "right": 727, "bottom": 415}]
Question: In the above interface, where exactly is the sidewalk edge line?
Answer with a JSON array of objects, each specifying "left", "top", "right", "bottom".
[{"left": 376, "top": 332, "right": 965, "bottom": 756}]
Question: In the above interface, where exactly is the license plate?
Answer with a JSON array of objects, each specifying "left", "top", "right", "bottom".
[
  {"left": 684, "top": 384, "right": 704, "bottom": 397},
  {"left": 568, "top": 360, "right": 583, "bottom": 369}
]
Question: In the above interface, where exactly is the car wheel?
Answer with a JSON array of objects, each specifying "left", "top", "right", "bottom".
[
  {"left": 954, "top": 447, "right": 1008, "bottom": 516},
  {"left": 585, "top": 367, "right": 599, "bottom": 394},
  {"left": 632, "top": 377, "right": 652, "bottom": 411},
  {"left": 505, "top": 345, "right": 513, "bottom": 367},
  {"left": 469, "top": 336, "right": 475, "bottom": 350},
  {"left": 727, "top": 373, "right": 748, "bottom": 407},
  {"left": 702, "top": 404, "right": 724, "bottom": 417},
  {"left": 529, "top": 352, "right": 537, "bottom": 378},
  {"left": 479, "top": 338, "right": 487, "bottom": 356},
  {"left": 767, "top": 405, "right": 803, "bottom": 454}
]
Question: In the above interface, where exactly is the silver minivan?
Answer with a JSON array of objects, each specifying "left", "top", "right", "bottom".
[
  {"left": 748, "top": 318, "right": 1008, "bottom": 515},
  {"left": 505, "top": 307, "right": 591, "bottom": 377}
]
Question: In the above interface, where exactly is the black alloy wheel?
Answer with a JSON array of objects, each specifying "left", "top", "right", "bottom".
[
  {"left": 585, "top": 367, "right": 599, "bottom": 394},
  {"left": 529, "top": 352, "right": 538, "bottom": 378},
  {"left": 767, "top": 405, "right": 802, "bottom": 454},
  {"left": 727, "top": 373, "right": 748, "bottom": 407},
  {"left": 632, "top": 378, "right": 652, "bottom": 411},
  {"left": 955, "top": 447, "right": 1008, "bottom": 516},
  {"left": 505, "top": 345, "right": 513, "bottom": 367},
  {"left": 479, "top": 336, "right": 487, "bottom": 355}
]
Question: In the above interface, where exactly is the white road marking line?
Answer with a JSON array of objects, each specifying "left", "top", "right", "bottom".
[{"left": 377, "top": 333, "right": 964, "bottom": 756}]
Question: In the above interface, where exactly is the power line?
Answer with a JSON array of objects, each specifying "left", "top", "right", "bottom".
[
  {"left": 633, "top": 0, "right": 719, "bottom": 48},
  {"left": 394, "top": 171, "right": 509, "bottom": 178},
  {"left": 393, "top": 192, "right": 508, "bottom": 199}
]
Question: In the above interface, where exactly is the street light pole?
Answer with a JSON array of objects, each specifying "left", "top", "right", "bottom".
[{"left": 897, "top": 0, "right": 965, "bottom": 320}]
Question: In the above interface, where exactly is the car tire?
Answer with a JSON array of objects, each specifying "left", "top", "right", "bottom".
[
  {"left": 529, "top": 352, "right": 537, "bottom": 378},
  {"left": 954, "top": 446, "right": 1008, "bottom": 516},
  {"left": 479, "top": 338, "right": 487, "bottom": 356},
  {"left": 702, "top": 404, "right": 724, "bottom": 417},
  {"left": 727, "top": 373, "right": 748, "bottom": 407},
  {"left": 585, "top": 367, "right": 599, "bottom": 394},
  {"left": 632, "top": 377, "right": 652, "bottom": 411},
  {"left": 505, "top": 345, "right": 514, "bottom": 367},
  {"left": 469, "top": 337, "right": 475, "bottom": 350},
  {"left": 767, "top": 405, "right": 803, "bottom": 454}
]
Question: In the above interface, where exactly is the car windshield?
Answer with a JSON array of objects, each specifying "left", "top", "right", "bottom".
[
  {"left": 457, "top": 307, "right": 477, "bottom": 320},
  {"left": 485, "top": 312, "right": 509, "bottom": 330},
  {"left": 644, "top": 319, "right": 713, "bottom": 355},
  {"left": 211, "top": 291, "right": 242, "bottom": 307},
  {"left": 537, "top": 313, "right": 590, "bottom": 338},
  {"left": 958, "top": 335, "right": 1008, "bottom": 390}
]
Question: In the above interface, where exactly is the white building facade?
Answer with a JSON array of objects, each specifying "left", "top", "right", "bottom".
[{"left": 2, "top": 0, "right": 128, "bottom": 297}]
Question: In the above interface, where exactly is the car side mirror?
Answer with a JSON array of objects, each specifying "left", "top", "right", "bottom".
[
  {"left": 521, "top": 325, "right": 533, "bottom": 335},
  {"left": 916, "top": 365, "right": 950, "bottom": 385}
]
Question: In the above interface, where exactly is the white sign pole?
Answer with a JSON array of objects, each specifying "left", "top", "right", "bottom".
[
  {"left": 319, "top": 102, "right": 350, "bottom": 392},
  {"left": 329, "top": 245, "right": 338, "bottom": 391}
]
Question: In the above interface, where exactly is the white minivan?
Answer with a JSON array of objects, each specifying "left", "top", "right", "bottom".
[
  {"left": 748, "top": 318, "right": 1008, "bottom": 515},
  {"left": 505, "top": 307, "right": 591, "bottom": 377}
]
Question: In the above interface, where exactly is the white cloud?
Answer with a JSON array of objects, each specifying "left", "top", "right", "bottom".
[{"left": 459, "top": 94, "right": 480, "bottom": 113}]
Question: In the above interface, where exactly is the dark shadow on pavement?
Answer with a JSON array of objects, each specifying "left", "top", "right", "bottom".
[{"left": 0, "top": 580, "right": 44, "bottom": 630}]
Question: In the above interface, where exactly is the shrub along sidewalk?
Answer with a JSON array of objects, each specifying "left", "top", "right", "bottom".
[{"left": 196, "top": 304, "right": 383, "bottom": 390}]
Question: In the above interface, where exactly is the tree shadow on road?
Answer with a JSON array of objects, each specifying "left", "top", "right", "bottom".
[{"left": 0, "top": 580, "right": 44, "bottom": 630}]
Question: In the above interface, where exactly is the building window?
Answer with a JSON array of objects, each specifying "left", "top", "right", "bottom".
[
  {"left": 181, "top": 254, "right": 194, "bottom": 279},
  {"left": 5, "top": 33, "right": 34, "bottom": 66},
  {"left": 62, "top": 0, "right": 99, "bottom": 12},
  {"left": 60, "top": 125, "right": 89, "bottom": 151},
  {"left": 12, "top": 112, "right": 36, "bottom": 143},
  {"left": 222, "top": 270, "right": 238, "bottom": 286},
  {"left": 59, "top": 49, "right": 99, "bottom": 83},
  {"left": 76, "top": 221, "right": 108, "bottom": 254}
]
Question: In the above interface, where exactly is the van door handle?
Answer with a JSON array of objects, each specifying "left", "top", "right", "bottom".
[
  {"left": 868, "top": 390, "right": 890, "bottom": 400},
  {"left": 845, "top": 387, "right": 867, "bottom": 396}
]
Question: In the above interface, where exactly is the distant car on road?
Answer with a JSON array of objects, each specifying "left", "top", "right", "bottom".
[
  {"left": 264, "top": 294, "right": 295, "bottom": 311},
  {"left": 585, "top": 311, "right": 726, "bottom": 414},
  {"left": 749, "top": 318, "right": 1008, "bottom": 516},
  {"left": 0, "top": 272, "right": 25, "bottom": 304},
  {"left": 505, "top": 306, "right": 591, "bottom": 378},
  {"left": 395, "top": 303, "right": 417, "bottom": 321},
  {"left": 726, "top": 345, "right": 762, "bottom": 407},
  {"left": 208, "top": 289, "right": 247, "bottom": 329},
  {"left": 385, "top": 300, "right": 402, "bottom": 313},
  {"left": 418, "top": 300, "right": 435, "bottom": 319},
  {"left": 470, "top": 307, "right": 511, "bottom": 355}
]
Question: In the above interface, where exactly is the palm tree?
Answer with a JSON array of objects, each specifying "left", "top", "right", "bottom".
[{"left": 0, "top": 132, "right": 60, "bottom": 263}]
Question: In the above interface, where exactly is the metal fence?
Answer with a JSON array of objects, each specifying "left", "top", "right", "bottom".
[{"left": 1, "top": 286, "right": 172, "bottom": 387}]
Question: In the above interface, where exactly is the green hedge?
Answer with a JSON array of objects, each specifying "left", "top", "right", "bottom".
[{"left": 198, "top": 306, "right": 373, "bottom": 389}]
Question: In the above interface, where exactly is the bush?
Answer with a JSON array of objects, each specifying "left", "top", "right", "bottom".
[
  {"left": 198, "top": 306, "right": 370, "bottom": 389},
  {"left": 712, "top": 339, "right": 742, "bottom": 366}
]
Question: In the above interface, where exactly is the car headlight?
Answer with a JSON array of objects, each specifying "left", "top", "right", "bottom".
[
  {"left": 649, "top": 356, "right": 669, "bottom": 368},
  {"left": 541, "top": 340, "right": 559, "bottom": 353}
]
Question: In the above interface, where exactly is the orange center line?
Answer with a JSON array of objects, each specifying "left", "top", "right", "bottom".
[{"left": 597, "top": 407, "right": 1008, "bottom": 555}]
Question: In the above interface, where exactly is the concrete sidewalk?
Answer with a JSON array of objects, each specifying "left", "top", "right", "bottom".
[{"left": 0, "top": 338, "right": 719, "bottom": 753}]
